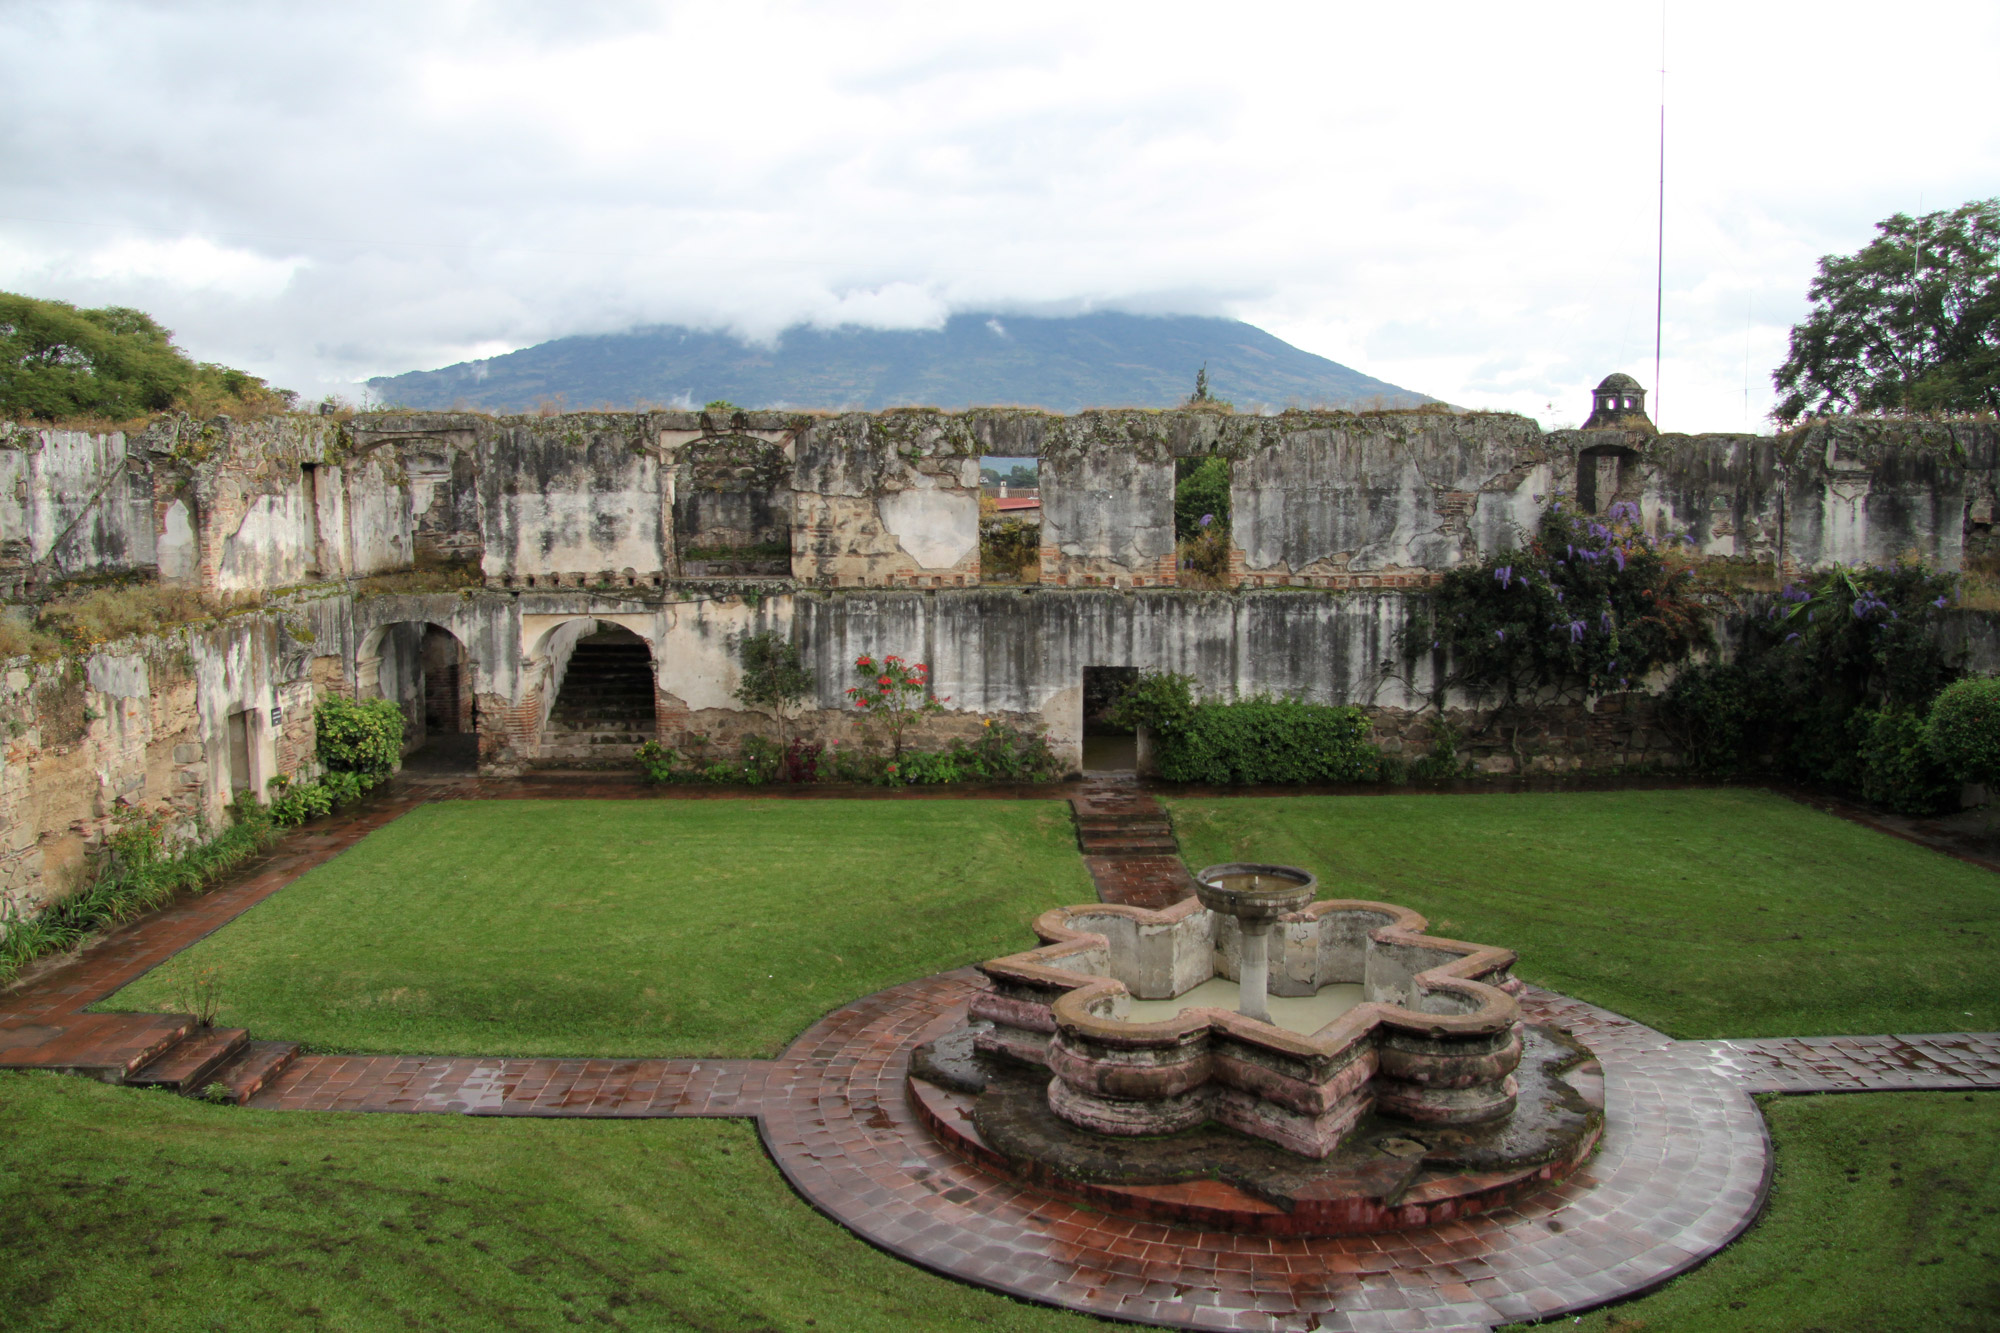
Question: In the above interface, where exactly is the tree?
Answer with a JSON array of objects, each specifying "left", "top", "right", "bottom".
[
  {"left": 1772, "top": 198, "right": 2000, "bottom": 423},
  {"left": 733, "top": 631, "right": 814, "bottom": 745},
  {"left": 0, "top": 290, "right": 294, "bottom": 421},
  {"left": 1189, "top": 364, "right": 1210, "bottom": 403}
]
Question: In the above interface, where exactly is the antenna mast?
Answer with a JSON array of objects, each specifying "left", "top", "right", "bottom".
[{"left": 1653, "top": 5, "right": 1666, "bottom": 430}]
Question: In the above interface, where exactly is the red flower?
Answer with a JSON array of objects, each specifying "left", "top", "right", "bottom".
[
  {"left": 856, "top": 656, "right": 872, "bottom": 668},
  {"left": 878, "top": 675, "right": 891, "bottom": 686}
]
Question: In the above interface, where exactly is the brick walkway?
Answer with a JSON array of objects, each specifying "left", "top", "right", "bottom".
[
  {"left": 2, "top": 772, "right": 1997, "bottom": 1331},
  {"left": 1682, "top": 1032, "right": 2000, "bottom": 1094}
]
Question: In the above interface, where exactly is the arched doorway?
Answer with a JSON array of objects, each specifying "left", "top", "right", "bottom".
[
  {"left": 356, "top": 621, "right": 478, "bottom": 772},
  {"left": 541, "top": 623, "right": 659, "bottom": 765}
]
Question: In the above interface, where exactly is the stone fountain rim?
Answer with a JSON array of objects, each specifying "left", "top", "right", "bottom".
[{"left": 978, "top": 894, "right": 1522, "bottom": 1059}]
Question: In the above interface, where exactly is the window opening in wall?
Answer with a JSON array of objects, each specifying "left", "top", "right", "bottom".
[
  {"left": 1576, "top": 447, "right": 1636, "bottom": 516},
  {"left": 978, "top": 456, "right": 1040, "bottom": 582},
  {"left": 1081, "top": 666, "right": 1140, "bottom": 772},
  {"left": 300, "top": 464, "right": 321, "bottom": 575},
  {"left": 226, "top": 710, "right": 252, "bottom": 795},
  {"left": 1174, "top": 454, "right": 1231, "bottom": 588}
]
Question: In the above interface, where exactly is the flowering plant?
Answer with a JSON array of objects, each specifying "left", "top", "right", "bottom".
[{"left": 846, "top": 655, "right": 948, "bottom": 758}]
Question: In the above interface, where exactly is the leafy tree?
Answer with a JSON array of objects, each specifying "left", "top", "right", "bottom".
[
  {"left": 1772, "top": 198, "right": 2000, "bottom": 423},
  {"left": 733, "top": 630, "right": 814, "bottom": 745},
  {"left": 0, "top": 290, "right": 294, "bottom": 421},
  {"left": 1174, "top": 455, "right": 1230, "bottom": 540},
  {"left": 1190, "top": 364, "right": 1210, "bottom": 403}
]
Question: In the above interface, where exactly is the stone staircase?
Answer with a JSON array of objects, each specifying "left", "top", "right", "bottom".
[
  {"left": 1, "top": 1011, "right": 299, "bottom": 1104},
  {"left": 541, "top": 637, "right": 657, "bottom": 763},
  {"left": 1068, "top": 773, "right": 1201, "bottom": 910}
]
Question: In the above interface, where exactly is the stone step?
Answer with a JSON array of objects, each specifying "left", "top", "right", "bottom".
[
  {"left": 211, "top": 1040, "right": 302, "bottom": 1104},
  {"left": 128, "top": 1026, "right": 250, "bottom": 1093},
  {"left": 1079, "top": 834, "right": 1181, "bottom": 856},
  {"left": 0, "top": 1012, "right": 195, "bottom": 1081}
]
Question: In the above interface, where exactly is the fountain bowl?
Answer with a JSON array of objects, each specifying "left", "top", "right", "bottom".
[{"left": 1192, "top": 862, "right": 1317, "bottom": 926}]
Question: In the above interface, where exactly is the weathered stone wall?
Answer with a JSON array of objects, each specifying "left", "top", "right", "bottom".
[
  {"left": 791, "top": 412, "right": 982, "bottom": 587},
  {"left": 0, "top": 426, "right": 156, "bottom": 596}
]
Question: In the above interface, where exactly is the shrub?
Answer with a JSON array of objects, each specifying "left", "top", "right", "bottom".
[
  {"left": 733, "top": 631, "right": 814, "bottom": 744},
  {"left": 845, "top": 654, "right": 946, "bottom": 758},
  {"left": 1155, "top": 698, "right": 1382, "bottom": 785},
  {"left": 315, "top": 696, "right": 404, "bottom": 774},
  {"left": 1660, "top": 661, "right": 1760, "bottom": 774},
  {"left": 1926, "top": 676, "right": 2000, "bottom": 785},
  {"left": 1107, "top": 672, "right": 1197, "bottom": 736},
  {"left": 1856, "top": 706, "right": 1958, "bottom": 815}
]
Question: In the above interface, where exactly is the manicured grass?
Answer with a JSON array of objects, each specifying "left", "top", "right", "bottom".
[
  {"left": 1501, "top": 1091, "right": 2000, "bottom": 1333},
  {"left": 0, "top": 1072, "right": 1099, "bottom": 1333},
  {"left": 102, "top": 799, "right": 1092, "bottom": 1059},
  {"left": 1167, "top": 789, "right": 1999, "bottom": 1039}
]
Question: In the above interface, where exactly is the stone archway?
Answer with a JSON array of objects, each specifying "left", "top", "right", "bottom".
[
  {"left": 355, "top": 620, "right": 478, "bottom": 770},
  {"left": 522, "top": 616, "right": 663, "bottom": 766}
]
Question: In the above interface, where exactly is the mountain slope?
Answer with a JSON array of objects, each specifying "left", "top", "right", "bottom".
[{"left": 367, "top": 312, "right": 1427, "bottom": 414}]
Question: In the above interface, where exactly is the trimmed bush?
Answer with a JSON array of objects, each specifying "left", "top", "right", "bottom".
[
  {"left": 315, "top": 696, "right": 404, "bottom": 774},
  {"left": 1926, "top": 676, "right": 2000, "bottom": 786},
  {"left": 1856, "top": 706, "right": 1958, "bottom": 816},
  {"left": 1155, "top": 698, "right": 1382, "bottom": 785}
]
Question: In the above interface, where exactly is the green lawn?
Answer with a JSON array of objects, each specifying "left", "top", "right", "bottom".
[
  {"left": 0, "top": 1072, "right": 1099, "bottom": 1333},
  {"left": 1167, "top": 789, "right": 2000, "bottom": 1039},
  {"left": 103, "top": 799, "right": 1093, "bottom": 1059},
  {"left": 1501, "top": 1091, "right": 2000, "bottom": 1333}
]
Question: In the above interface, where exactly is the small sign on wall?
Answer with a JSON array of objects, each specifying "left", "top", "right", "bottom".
[{"left": 270, "top": 707, "right": 284, "bottom": 728}]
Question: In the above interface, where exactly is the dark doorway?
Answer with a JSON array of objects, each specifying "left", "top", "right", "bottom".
[
  {"left": 544, "top": 626, "right": 657, "bottom": 764},
  {"left": 226, "top": 710, "right": 253, "bottom": 794},
  {"left": 1082, "top": 666, "right": 1140, "bottom": 772}
]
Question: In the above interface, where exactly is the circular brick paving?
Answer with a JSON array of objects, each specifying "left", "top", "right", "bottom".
[{"left": 758, "top": 972, "right": 1772, "bottom": 1333}]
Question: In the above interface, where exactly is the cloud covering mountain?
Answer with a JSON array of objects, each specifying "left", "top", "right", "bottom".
[{"left": 366, "top": 312, "right": 1427, "bottom": 414}]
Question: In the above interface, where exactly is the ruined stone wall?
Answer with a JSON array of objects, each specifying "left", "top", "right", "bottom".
[
  {"left": 0, "top": 426, "right": 157, "bottom": 596},
  {"left": 790, "top": 412, "right": 982, "bottom": 587},
  {"left": 0, "top": 608, "right": 330, "bottom": 926}
]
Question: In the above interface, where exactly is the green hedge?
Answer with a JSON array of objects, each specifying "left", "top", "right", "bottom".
[
  {"left": 1927, "top": 676, "right": 2000, "bottom": 786},
  {"left": 1155, "top": 698, "right": 1382, "bottom": 785}
]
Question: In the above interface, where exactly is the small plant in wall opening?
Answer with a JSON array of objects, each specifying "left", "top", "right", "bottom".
[{"left": 847, "top": 655, "right": 947, "bottom": 759}]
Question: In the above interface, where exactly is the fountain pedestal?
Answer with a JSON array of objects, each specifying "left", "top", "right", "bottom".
[{"left": 1192, "top": 863, "right": 1317, "bottom": 1024}]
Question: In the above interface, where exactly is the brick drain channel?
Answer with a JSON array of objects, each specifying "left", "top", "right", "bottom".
[{"left": 1, "top": 773, "right": 1995, "bottom": 1331}]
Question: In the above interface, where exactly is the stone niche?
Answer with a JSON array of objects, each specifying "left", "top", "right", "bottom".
[{"left": 674, "top": 432, "right": 794, "bottom": 577}]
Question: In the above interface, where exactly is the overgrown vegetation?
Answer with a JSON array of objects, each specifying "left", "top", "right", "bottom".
[
  {"left": 0, "top": 290, "right": 295, "bottom": 424},
  {"left": 1414, "top": 501, "right": 1712, "bottom": 706},
  {"left": 1, "top": 580, "right": 265, "bottom": 658},
  {"left": 1661, "top": 563, "right": 1966, "bottom": 812},
  {"left": 1174, "top": 454, "right": 1232, "bottom": 587},
  {"left": 103, "top": 799, "right": 1093, "bottom": 1058},
  {"left": 0, "top": 806, "right": 273, "bottom": 988},
  {"left": 979, "top": 517, "right": 1040, "bottom": 581}
]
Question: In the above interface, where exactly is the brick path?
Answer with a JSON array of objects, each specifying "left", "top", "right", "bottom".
[
  {"left": 2, "top": 772, "right": 1997, "bottom": 1330},
  {"left": 1682, "top": 1032, "right": 2000, "bottom": 1094}
]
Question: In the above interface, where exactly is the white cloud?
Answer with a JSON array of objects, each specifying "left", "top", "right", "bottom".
[{"left": 0, "top": 0, "right": 1994, "bottom": 424}]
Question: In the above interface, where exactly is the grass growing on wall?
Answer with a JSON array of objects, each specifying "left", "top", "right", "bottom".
[
  {"left": 1167, "top": 788, "right": 2000, "bottom": 1039},
  {"left": 101, "top": 799, "right": 1093, "bottom": 1059},
  {"left": 0, "top": 1072, "right": 1101, "bottom": 1333}
]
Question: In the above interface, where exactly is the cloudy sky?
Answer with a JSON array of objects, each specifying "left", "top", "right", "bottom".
[{"left": 3, "top": 0, "right": 1995, "bottom": 430}]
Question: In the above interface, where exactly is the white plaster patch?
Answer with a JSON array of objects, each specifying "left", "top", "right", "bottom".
[
  {"left": 879, "top": 483, "right": 977, "bottom": 570},
  {"left": 157, "top": 499, "right": 197, "bottom": 582},
  {"left": 85, "top": 654, "right": 148, "bottom": 699}
]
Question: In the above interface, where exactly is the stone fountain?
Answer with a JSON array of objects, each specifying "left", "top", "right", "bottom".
[{"left": 908, "top": 863, "right": 1606, "bottom": 1236}]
